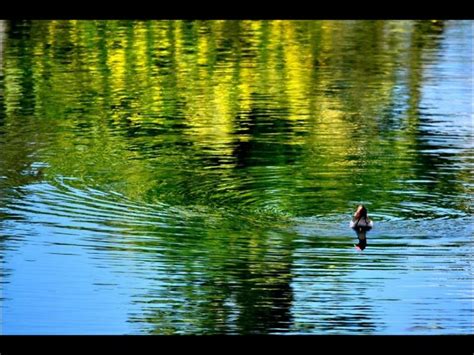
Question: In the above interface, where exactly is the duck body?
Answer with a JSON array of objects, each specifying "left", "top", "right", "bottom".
[{"left": 350, "top": 218, "right": 373, "bottom": 232}]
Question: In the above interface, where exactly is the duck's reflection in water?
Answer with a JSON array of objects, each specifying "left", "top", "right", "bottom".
[{"left": 354, "top": 229, "right": 368, "bottom": 251}]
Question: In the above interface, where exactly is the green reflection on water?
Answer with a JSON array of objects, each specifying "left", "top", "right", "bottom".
[{"left": 2, "top": 20, "right": 469, "bottom": 218}]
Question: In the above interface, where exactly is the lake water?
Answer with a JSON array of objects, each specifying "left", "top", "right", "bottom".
[{"left": 0, "top": 20, "right": 472, "bottom": 335}]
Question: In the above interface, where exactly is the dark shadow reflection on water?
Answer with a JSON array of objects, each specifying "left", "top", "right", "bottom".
[{"left": 127, "top": 226, "right": 297, "bottom": 335}]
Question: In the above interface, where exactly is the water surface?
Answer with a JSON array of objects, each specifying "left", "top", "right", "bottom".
[{"left": 0, "top": 20, "right": 472, "bottom": 334}]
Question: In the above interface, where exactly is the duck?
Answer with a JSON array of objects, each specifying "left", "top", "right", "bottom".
[
  {"left": 350, "top": 205, "right": 373, "bottom": 250},
  {"left": 350, "top": 204, "right": 373, "bottom": 231}
]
